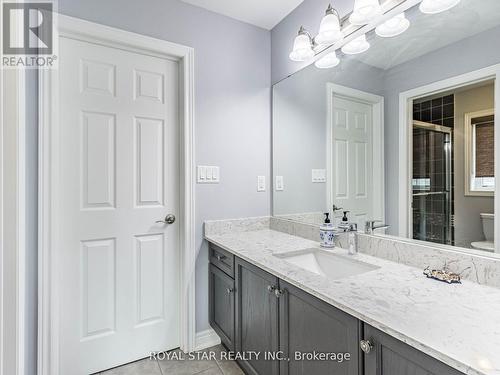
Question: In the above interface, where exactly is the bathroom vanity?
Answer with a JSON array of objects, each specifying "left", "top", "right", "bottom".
[
  {"left": 209, "top": 242, "right": 463, "bottom": 375},
  {"left": 205, "top": 218, "right": 500, "bottom": 375},
  {"left": 206, "top": 2, "right": 500, "bottom": 374}
]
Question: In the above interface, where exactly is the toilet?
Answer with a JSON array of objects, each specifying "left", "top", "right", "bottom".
[{"left": 471, "top": 213, "right": 495, "bottom": 252}]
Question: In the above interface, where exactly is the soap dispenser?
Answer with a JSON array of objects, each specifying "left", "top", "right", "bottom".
[
  {"left": 338, "top": 211, "right": 350, "bottom": 231},
  {"left": 320, "top": 213, "right": 335, "bottom": 248}
]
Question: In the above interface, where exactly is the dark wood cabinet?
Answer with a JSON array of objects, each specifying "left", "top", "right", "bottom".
[
  {"left": 235, "top": 257, "right": 280, "bottom": 375},
  {"left": 278, "top": 280, "right": 361, "bottom": 375},
  {"left": 363, "top": 325, "right": 464, "bottom": 375},
  {"left": 210, "top": 243, "right": 234, "bottom": 277},
  {"left": 208, "top": 244, "right": 465, "bottom": 375},
  {"left": 209, "top": 264, "right": 235, "bottom": 350}
]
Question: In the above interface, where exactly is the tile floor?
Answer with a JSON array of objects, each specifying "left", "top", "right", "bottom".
[{"left": 99, "top": 345, "right": 244, "bottom": 375}]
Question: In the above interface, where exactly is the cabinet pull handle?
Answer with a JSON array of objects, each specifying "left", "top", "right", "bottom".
[
  {"left": 226, "top": 287, "right": 234, "bottom": 294},
  {"left": 216, "top": 254, "right": 226, "bottom": 261},
  {"left": 274, "top": 289, "right": 284, "bottom": 298},
  {"left": 360, "top": 340, "right": 374, "bottom": 354},
  {"left": 267, "top": 285, "right": 276, "bottom": 293}
]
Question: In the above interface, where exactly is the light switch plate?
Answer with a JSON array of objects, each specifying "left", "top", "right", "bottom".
[
  {"left": 257, "top": 176, "right": 266, "bottom": 192},
  {"left": 275, "top": 176, "right": 284, "bottom": 191},
  {"left": 197, "top": 165, "right": 220, "bottom": 183},
  {"left": 198, "top": 166, "right": 206, "bottom": 181},
  {"left": 212, "top": 166, "right": 219, "bottom": 182},
  {"left": 312, "top": 169, "right": 326, "bottom": 183}
]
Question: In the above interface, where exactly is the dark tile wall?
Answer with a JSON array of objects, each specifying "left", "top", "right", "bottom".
[
  {"left": 414, "top": 94, "right": 454, "bottom": 127},
  {"left": 412, "top": 94, "right": 455, "bottom": 245}
]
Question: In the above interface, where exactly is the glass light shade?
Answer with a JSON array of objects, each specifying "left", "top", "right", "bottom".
[
  {"left": 349, "top": 0, "right": 382, "bottom": 25},
  {"left": 316, "top": 10, "right": 343, "bottom": 45},
  {"left": 289, "top": 30, "right": 314, "bottom": 61},
  {"left": 314, "top": 51, "right": 340, "bottom": 69},
  {"left": 375, "top": 12, "right": 410, "bottom": 38},
  {"left": 341, "top": 34, "right": 370, "bottom": 55},
  {"left": 419, "top": 0, "right": 460, "bottom": 14}
]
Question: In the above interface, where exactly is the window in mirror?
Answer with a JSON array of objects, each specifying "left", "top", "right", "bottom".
[{"left": 465, "top": 111, "right": 495, "bottom": 196}]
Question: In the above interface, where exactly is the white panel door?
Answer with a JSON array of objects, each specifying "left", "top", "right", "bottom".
[
  {"left": 331, "top": 95, "right": 373, "bottom": 228},
  {"left": 58, "top": 36, "right": 179, "bottom": 375}
]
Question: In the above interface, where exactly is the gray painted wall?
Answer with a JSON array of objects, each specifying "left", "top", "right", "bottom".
[
  {"left": 454, "top": 84, "right": 495, "bottom": 248},
  {"left": 25, "top": 1, "right": 270, "bottom": 372},
  {"left": 25, "top": 70, "right": 38, "bottom": 375},
  {"left": 273, "top": 58, "right": 385, "bottom": 215}
]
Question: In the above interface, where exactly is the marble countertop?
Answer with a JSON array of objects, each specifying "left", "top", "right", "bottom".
[{"left": 205, "top": 228, "right": 500, "bottom": 375}]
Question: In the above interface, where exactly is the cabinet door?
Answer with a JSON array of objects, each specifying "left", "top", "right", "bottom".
[
  {"left": 363, "top": 325, "right": 464, "bottom": 375},
  {"left": 209, "top": 264, "right": 235, "bottom": 350},
  {"left": 235, "top": 257, "right": 279, "bottom": 375},
  {"left": 279, "top": 280, "right": 360, "bottom": 375}
]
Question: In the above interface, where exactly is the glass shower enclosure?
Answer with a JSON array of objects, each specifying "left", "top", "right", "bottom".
[{"left": 412, "top": 121, "right": 453, "bottom": 245}]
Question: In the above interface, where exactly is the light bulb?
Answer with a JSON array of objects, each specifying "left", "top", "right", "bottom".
[
  {"left": 316, "top": 4, "right": 343, "bottom": 45},
  {"left": 375, "top": 12, "right": 410, "bottom": 38},
  {"left": 341, "top": 34, "right": 370, "bottom": 55},
  {"left": 349, "top": 0, "right": 382, "bottom": 25},
  {"left": 419, "top": 0, "right": 460, "bottom": 14},
  {"left": 315, "top": 51, "right": 340, "bottom": 69},
  {"left": 289, "top": 26, "right": 314, "bottom": 61}
]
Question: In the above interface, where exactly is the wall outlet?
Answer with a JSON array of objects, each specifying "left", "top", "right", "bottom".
[
  {"left": 312, "top": 169, "right": 326, "bottom": 183},
  {"left": 275, "top": 176, "right": 284, "bottom": 191},
  {"left": 197, "top": 166, "right": 220, "bottom": 183},
  {"left": 257, "top": 176, "right": 266, "bottom": 192}
]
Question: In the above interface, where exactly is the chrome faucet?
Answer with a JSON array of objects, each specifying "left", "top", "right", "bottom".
[
  {"left": 337, "top": 223, "right": 358, "bottom": 255},
  {"left": 365, "top": 220, "right": 390, "bottom": 235}
]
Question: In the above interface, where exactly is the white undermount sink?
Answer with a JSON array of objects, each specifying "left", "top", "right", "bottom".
[{"left": 275, "top": 249, "right": 379, "bottom": 280}]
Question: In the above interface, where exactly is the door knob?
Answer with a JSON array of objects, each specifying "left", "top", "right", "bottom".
[
  {"left": 156, "top": 214, "right": 176, "bottom": 225},
  {"left": 274, "top": 289, "right": 284, "bottom": 298},
  {"left": 360, "top": 339, "right": 374, "bottom": 354}
]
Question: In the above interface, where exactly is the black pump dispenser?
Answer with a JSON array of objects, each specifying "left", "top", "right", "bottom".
[
  {"left": 324, "top": 213, "right": 331, "bottom": 224},
  {"left": 341, "top": 211, "right": 349, "bottom": 222}
]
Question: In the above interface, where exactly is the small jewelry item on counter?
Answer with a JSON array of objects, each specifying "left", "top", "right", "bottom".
[{"left": 423, "top": 266, "right": 461, "bottom": 284}]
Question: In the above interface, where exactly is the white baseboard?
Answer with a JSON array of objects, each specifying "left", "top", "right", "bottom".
[{"left": 194, "top": 328, "right": 221, "bottom": 351}]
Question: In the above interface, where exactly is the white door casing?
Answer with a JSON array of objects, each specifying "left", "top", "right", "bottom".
[
  {"left": 39, "top": 15, "right": 195, "bottom": 375},
  {"left": 326, "top": 83, "right": 385, "bottom": 229},
  {"left": 1, "top": 59, "right": 26, "bottom": 375}
]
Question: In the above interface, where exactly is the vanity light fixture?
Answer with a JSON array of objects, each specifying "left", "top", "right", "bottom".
[
  {"left": 375, "top": 12, "right": 410, "bottom": 38},
  {"left": 314, "top": 51, "right": 340, "bottom": 69},
  {"left": 419, "top": 0, "right": 460, "bottom": 14},
  {"left": 289, "top": 26, "right": 315, "bottom": 62},
  {"left": 341, "top": 34, "right": 370, "bottom": 55},
  {"left": 288, "top": 0, "right": 459, "bottom": 66},
  {"left": 316, "top": 4, "right": 344, "bottom": 46},
  {"left": 349, "top": 0, "right": 382, "bottom": 25}
]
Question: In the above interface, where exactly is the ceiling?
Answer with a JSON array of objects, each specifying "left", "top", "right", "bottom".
[
  {"left": 180, "top": 0, "right": 304, "bottom": 30},
  {"left": 352, "top": 0, "right": 500, "bottom": 70}
]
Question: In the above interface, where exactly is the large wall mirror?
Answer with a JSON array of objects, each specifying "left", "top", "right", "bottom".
[{"left": 272, "top": 0, "right": 500, "bottom": 255}]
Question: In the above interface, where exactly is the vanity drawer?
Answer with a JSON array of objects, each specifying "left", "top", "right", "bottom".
[{"left": 210, "top": 243, "right": 234, "bottom": 277}]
